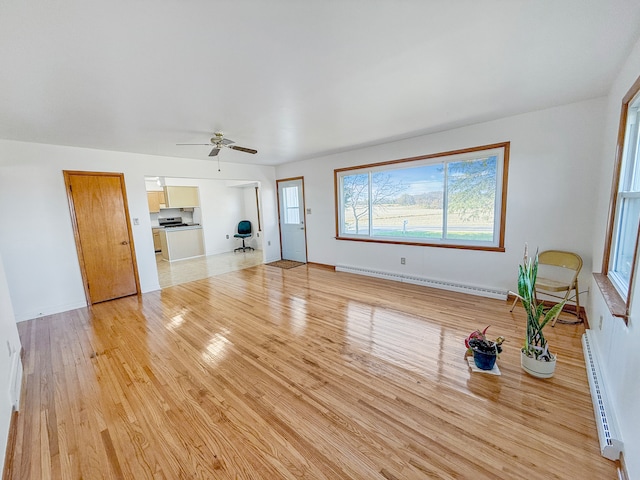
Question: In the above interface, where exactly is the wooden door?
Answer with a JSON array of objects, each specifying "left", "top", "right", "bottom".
[{"left": 64, "top": 171, "right": 139, "bottom": 304}]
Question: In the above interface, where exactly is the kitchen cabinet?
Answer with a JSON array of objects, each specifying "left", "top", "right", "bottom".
[
  {"left": 152, "top": 228, "right": 162, "bottom": 253},
  {"left": 147, "top": 191, "right": 166, "bottom": 213},
  {"left": 160, "top": 227, "right": 204, "bottom": 261},
  {"left": 164, "top": 186, "right": 199, "bottom": 208}
]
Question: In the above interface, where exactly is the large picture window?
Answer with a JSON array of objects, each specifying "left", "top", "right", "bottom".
[{"left": 335, "top": 143, "right": 509, "bottom": 251}]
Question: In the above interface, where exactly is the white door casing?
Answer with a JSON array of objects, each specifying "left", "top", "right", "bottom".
[{"left": 278, "top": 178, "right": 307, "bottom": 262}]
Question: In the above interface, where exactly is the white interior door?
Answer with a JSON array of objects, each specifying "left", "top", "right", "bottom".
[{"left": 278, "top": 178, "right": 307, "bottom": 262}]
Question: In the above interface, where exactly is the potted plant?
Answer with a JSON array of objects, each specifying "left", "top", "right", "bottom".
[
  {"left": 513, "top": 245, "right": 565, "bottom": 378},
  {"left": 465, "top": 326, "right": 505, "bottom": 370}
]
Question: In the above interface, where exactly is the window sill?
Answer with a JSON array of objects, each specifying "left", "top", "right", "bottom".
[
  {"left": 593, "top": 272, "right": 628, "bottom": 322},
  {"left": 335, "top": 236, "right": 505, "bottom": 252}
]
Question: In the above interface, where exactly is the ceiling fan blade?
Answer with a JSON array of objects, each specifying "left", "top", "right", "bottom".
[
  {"left": 209, "top": 147, "right": 220, "bottom": 157},
  {"left": 230, "top": 145, "right": 258, "bottom": 154},
  {"left": 220, "top": 138, "right": 234, "bottom": 146},
  {"left": 176, "top": 143, "right": 212, "bottom": 146}
]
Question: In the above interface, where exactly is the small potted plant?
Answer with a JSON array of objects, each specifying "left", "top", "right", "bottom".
[
  {"left": 513, "top": 244, "right": 565, "bottom": 378},
  {"left": 465, "top": 326, "right": 505, "bottom": 370}
]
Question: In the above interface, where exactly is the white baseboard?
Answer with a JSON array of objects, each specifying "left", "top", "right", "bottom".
[
  {"left": 16, "top": 300, "right": 87, "bottom": 322},
  {"left": 141, "top": 282, "right": 161, "bottom": 293},
  {"left": 334, "top": 265, "right": 508, "bottom": 300},
  {"left": 265, "top": 256, "right": 283, "bottom": 264}
]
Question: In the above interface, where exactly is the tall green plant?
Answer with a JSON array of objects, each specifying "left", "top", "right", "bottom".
[{"left": 516, "top": 246, "right": 565, "bottom": 361}]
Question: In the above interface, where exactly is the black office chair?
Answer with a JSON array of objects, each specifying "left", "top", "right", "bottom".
[{"left": 234, "top": 220, "right": 254, "bottom": 252}]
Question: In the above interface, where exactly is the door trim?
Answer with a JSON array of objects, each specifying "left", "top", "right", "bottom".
[
  {"left": 276, "top": 176, "right": 308, "bottom": 262},
  {"left": 63, "top": 170, "right": 141, "bottom": 304}
]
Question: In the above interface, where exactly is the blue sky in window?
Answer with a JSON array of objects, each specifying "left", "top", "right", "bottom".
[{"left": 384, "top": 164, "right": 444, "bottom": 195}]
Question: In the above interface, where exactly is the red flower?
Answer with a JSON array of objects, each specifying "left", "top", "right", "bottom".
[{"left": 464, "top": 325, "right": 490, "bottom": 348}]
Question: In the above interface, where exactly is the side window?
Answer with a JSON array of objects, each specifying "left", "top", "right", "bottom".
[
  {"left": 599, "top": 75, "right": 640, "bottom": 322},
  {"left": 609, "top": 93, "right": 640, "bottom": 298}
]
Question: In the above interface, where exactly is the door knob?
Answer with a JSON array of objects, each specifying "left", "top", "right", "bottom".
[{"left": 121, "top": 241, "right": 129, "bottom": 245}]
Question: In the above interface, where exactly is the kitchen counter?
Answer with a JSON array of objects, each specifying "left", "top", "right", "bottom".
[
  {"left": 161, "top": 225, "right": 201, "bottom": 231},
  {"left": 159, "top": 226, "right": 204, "bottom": 262}
]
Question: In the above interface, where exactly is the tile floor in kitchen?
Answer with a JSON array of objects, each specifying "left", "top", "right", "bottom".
[{"left": 156, "top": 249, "right": 264, "bottom": 288}]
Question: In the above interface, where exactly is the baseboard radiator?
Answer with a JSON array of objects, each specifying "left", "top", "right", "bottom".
[
  {"left": 334, "top": 265, "right": 508, "bottom": 300},
  {"left": 8, "top": 350, "right": 22, "bottom": 411},
  {"left": 582, "top": 330, "right": 623, "bottom": 461}
]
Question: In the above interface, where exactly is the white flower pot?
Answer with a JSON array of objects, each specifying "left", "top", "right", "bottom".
[{"left": 521, "top": 350, "right": 556, "bottom": 378}]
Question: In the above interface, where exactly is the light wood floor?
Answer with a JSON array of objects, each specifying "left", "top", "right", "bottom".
[
  {"left": 156, "top": 250, "right": 263, "bottom": 288},
  {"left": 5, "top": 265, "right": 616, "bottom": 479}
]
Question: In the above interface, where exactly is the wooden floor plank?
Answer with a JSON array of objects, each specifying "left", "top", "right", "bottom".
[{"left": 5, "top": 265, "right": 616, "bottom": 479}]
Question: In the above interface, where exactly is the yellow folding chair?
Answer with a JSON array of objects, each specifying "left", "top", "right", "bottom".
[{"left": 510, "top": 250, "right": 583, "bottom": 326}]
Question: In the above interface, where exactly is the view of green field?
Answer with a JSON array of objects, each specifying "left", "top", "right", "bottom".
[{"left": 343, "top": 204, "right": 494, "bottom": 241}]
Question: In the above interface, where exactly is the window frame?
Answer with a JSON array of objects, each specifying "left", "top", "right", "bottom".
[
  {"left": 597, "top": 74, "right": 640, "bottom": 324},
  {"left": 333, "top": 142, "right": 510, "bottom": 252}
]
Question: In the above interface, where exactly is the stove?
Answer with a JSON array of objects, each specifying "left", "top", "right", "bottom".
[{"left": 158, "top": 217, "right": 189, "bottom": 228}]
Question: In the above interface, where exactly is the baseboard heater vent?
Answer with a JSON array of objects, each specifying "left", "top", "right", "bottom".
[
  {"left": 335, "top": 265, "right": 508, "bottom": 300},
  {"left": 9, "top": 349, "right": 22, "bottom": 411},
  {"left": 582, "top": 330, "right": 623, "bottom": 461}
]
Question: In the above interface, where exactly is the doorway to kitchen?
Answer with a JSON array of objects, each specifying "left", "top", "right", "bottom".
[{"left": 147, "top": 176, "right": 265, "bottom": 288}]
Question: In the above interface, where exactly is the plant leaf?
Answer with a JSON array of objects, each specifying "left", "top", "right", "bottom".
[{"left": 540, "top": 301, "right": 566, "bottom": 329}]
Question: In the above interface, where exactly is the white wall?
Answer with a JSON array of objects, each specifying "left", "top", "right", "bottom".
[
  {"left": 276, "top": 98, "right": 606, "bottom": 294},
  {"left": 588, "top": 34, "right": 640, "bottom": 479},
  {"left": 0, "top": 140, "right": 280, "bottom": 321},
  {"left": 196, "top": 179, "right": 246, "bottom": 255},
  {"left": 0, "top": 253, "right": 22, "bottom": 475}
]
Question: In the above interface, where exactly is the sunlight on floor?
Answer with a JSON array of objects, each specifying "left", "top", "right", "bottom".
[{"left": 156, "top": 250, "right": 264, "bottom": 288}]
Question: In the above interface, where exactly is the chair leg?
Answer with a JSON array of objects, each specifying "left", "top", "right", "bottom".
[
  {"left": 551, "top": 288, "right": 574, "bottom": 327},
  {"left": 509, "top": 296, "right": 519, "bottom": 313},
  {"left": 574, "top": 279, "right": 581, "bottom": 321},
  {"left": 242, "top": 239, "right": 254, "bottom": 252},
  {"left": 551, "top": 303, "right": 563, "bottom": 327},
  {"left": 234, "top": 238, "right": 254, "bottom": 252},
  {"left": 551, "top": 280, "right": 583, "bottom": 326},
  {"left": 551, "top": 289, "right": 567, "bottom": 327}
]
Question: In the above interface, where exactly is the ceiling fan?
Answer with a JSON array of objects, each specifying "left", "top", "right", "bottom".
[{"left": 177, "top": 132, "right": 257, "bottom": 157}]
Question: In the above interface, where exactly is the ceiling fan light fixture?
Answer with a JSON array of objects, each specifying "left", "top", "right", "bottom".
[{"left": 176, "top": 131, "right": 257, "bottom": 156}]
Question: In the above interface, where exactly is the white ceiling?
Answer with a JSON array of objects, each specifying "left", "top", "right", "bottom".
[{"left": 1, "top": 1, "right": 640, "bottom": 166}]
